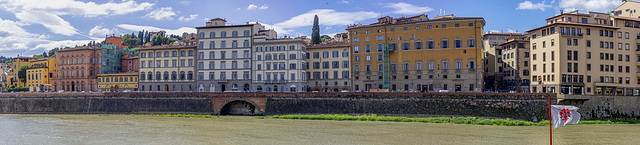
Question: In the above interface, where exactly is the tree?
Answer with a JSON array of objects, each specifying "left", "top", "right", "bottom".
[
  {"left": 17, "top": 65, "right": 29, "bottom": 85},
  {"left": 320, "top": 35, "right": 331, "bottom": 42},
  {"left": 121, "top": 34, "right": 140, "bottom": 48},
  {"left": 152, "top": 35, "right": 170, "bottom": 46},
  {"left": 311, "top": 15, "right": 320, "bottom": 44},
  {"left": 42, "top": 52, "right": 48, "bottom": 57}
]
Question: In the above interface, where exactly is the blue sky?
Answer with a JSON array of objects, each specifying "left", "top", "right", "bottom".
[{"left": 0, "top": 0, "right": 626, "bottom": 56}]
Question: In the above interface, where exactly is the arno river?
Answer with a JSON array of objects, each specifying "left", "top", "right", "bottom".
[{"left": 1, "top": 115, "right": 638, "bottom": 145}]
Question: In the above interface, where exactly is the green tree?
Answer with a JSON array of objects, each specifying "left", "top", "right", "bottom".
[
  {"left": 122, "top": 34, "right": 141, "bottom": 48},
  {"left": 320, "top": 35, "right": 331, "bottom": 42},
  {"left": 42, "top": 52, "right": 48, "bottom": 57},
  {"left": 311, "top": 15, "right": 320, "bottom": 44},
  {"left": 17, "top": 65, "right": 29, "bottom": 84}
]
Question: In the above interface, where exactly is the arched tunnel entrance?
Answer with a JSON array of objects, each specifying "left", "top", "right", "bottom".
[{"left": 220, "top": 100, "right": 257, "bottom": 115}]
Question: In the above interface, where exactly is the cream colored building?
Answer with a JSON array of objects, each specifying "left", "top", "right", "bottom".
[
  {"left": 482, "top": 33, "right": 525, "bottom": 91},
  {"left": 252, "top": 37, "right": 308, "bottom": 92},
  {"left": 195, "top": 18, "right": 271, "bottom": 92},
  {"left": 138, "top": 45, "right": 196, "bottom": 92},
  {"left": 306, "top": 41, "right": 351, "bottom": 92},
  {"left": 527, "top": 7, "right": 640, "bottom": 96},
  {"left": 499, "top": 37, "right": 531, "bottom": 92}
]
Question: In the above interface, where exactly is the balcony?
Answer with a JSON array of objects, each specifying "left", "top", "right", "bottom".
[
  {"left": 264, "top": 80, "right": 286, "bottom": 84},
  {"left": 561, "top": 33, "right": 583, "bottom": 38}
]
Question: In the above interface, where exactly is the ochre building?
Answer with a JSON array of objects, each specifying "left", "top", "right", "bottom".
[{"left": 347, "top": 14, "right": 485, "bottom": 92}]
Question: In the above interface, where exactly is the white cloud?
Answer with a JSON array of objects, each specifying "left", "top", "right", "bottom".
[
  {"left": 516, "top": 1, "right": 553, "bottom": 11},
  {"left": 178, "top": 1, "right": 190, "bottom": 5},
  {"left": 259, "top": 4, "right": 269, "bottom": 10},
  {"left": 385, "top": 2, "right": 433, "bottom": 15},
  {"left": 247, "top": 4, "right": 258, "bottom": 10},
  {"left": 15, "top": 11, "right": 77, "bottom": 36},
  {"left": 0, "top": 18, "right": 90, "bottom": 56},
  {"left": 340, "top": 0, "right": 350, "bottom": 4},
  {"left": 0, "top": 0, "right": 154, "bottom": 35},
  {"left": 255, "top": 9, "right": 380, "bottom": 36},
  {"left": 145, "top": 7, "right": 176, "bottom": 21},
  {"left": 272, "top": 9, "right": 379, "bottom": 35},
  {"left": 325, "top": 26, "right": 332, "bottom": 31},
  {"left": 178, "top": 14, "right": 199, "bottom": 22},
  {"left": 89, "top": 26, "right": 118, "bottom": 37},
  {"left": 117, "top": 24, "right": 196, "bottom": 36},
  {"left": 557, "top": 0, "right": 622, "bottom": 12}
]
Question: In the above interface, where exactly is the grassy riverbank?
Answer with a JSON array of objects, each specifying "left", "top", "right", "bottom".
[
  {"left": 267, "top": 114, "right": 640, "bottom": 126},
  {"left": 126, "top": 114, "right": 215, "bottom": 118}
]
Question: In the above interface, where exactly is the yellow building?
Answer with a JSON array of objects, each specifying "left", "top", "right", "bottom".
[
  {"left": 9, "top": 56, "right": 35, "bottom": 87},
  {"left": 347, "top": 14, "right": 485, "bottom": 92},
  {"left": 97, "top": 72, "right": 138, "bottom": 92},
  {"left": 26, "top": 57, "right": 56, "bottom": 92},
  {"left": 306, "top": 41, "right": 352, "bottom": 92}
]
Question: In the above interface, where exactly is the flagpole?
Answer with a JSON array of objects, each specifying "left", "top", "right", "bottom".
[{"left": 548, "top": 96, "right": 552, "bottom": 145}]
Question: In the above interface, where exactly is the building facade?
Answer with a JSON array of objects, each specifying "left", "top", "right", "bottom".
[
  {"left": 499, "top": 37, "right": 531, "bottom": 92},
  {"left": 121, "top": 54, "right": 138, "bottom": 73},
  {"left": 252, "top": 37, "right": 308, "bottom": 92},
  {"left": 306, "top": 41, "right": 351, "bottom": 92},
  {"left": 347, "top": 14, "right": 485, "bottom": 92},
  {"left": 97, "top": 72, "right": 138, "bottom": 92},
  {"left": 195, "top": 19, "right": 270, "bottom": 92},
  {"left": 52, "top": 46, "right": 101, "bottom": 92},
  {"left": 138, "top": 45, "right": 196, "bottom": 92},
  {"left": 10, "top": 56, "right": 35, "bottom": 87},
  {"left": 26, "top": 57, "right": 56, "bottom": 92},
  {"left": 527, "top": 7, "right": 640, "bottom": 96},
  {"left": 482, "top": 33, "right": 525, "bottom": 91}
]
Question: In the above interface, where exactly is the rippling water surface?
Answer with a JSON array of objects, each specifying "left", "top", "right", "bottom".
[{"left": 0, "top": 114, "right": 638, "bottom": 145}]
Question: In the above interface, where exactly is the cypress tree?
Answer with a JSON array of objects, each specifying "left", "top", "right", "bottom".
[{"left": 311, "top": 15, "right": 320, "bottom": 44}]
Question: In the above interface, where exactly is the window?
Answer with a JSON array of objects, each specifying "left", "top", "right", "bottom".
[
  {"left": 467, "top": 39, "right": 475, "bottom": 47},
  {"left": 442, "top": 24, "right": 446, "bottom": 28},
  {"left": 441, "top": 40, "right": 448, "bottom": 48},
  {"left": 365, "top": 45, "right": 372, "bottom": 52},
  {"left": 415, "top": 42, "right": 422, "bottom": 50},
  {"left": 402, "top": 43, "right": 409, "bottom": 50},
  {"left": 454, "top": 40, "right": 461, "bottom": 48},
  {"left": 415, "top": 63, "right": 423, "bottom": 70},
  {"left": 455, "top": 24, "right": 459, "bottom": 27},
  {"left": 441, "top": 62, "right": 449, "bottom": 70},
  {"left": 353, "top": 46, "right": 360, "bottom": 53},
  {"left": 427, "top": 41, "right": 434, "bottom": 49}
]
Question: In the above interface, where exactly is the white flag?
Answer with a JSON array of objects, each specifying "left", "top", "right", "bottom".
[{"left": 550, "top": 105, "right": 581, "bottom": 129}]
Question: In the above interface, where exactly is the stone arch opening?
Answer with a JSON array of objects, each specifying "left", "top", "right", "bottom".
[{"left": 220, "top": 100, "right": 257, "bottom": 115}]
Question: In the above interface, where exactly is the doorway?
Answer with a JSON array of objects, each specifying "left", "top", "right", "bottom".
[
  {"left": 164, "top": 84, "right": 169, "bottom": 92},
  {"left": 455, "top": 85, "right": 461, "bottom": 92},
  {"left": 221, "top": 84, "right": 226, "bottom": 92}
]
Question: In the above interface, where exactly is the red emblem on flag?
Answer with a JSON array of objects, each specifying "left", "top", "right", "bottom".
[{"left": 559, "top": 108, "right": 571, "bottom": 123}]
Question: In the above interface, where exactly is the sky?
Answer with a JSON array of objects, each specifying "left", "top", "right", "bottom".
[{"left": 0, "top": 0, "right": 627, "bottom": 57}]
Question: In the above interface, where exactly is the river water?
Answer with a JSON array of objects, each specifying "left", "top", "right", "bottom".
[{"left": 0, "top": 115, "right": 638, "bottom": 145}]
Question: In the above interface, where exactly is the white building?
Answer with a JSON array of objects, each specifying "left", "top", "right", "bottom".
[
  {"left": 252, "top": 35, "right": 308, "bottom": 92},
  {"left": 195, "top": 18, "right": 272, "bottom": 92}
]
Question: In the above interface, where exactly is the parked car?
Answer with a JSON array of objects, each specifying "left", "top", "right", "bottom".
[{"left": 438, "top": 90, "right": 450, "bottom": 93}]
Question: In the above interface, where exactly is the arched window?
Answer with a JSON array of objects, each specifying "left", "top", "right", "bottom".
[
  {"left": 188, "top": 71, "right": 193, "bottom": 80},
  {"left": 171, "top": 71, "right": 177, "bottom": 80},
  {"left": 221, "top": 31, "right": 226, "bottom": 37},
  {"left": 210, "top": 32, "right": 215, "bottom": 38},
  {"left": 244, "top": 30, "right": 250, "bottom": 36},
  {"left": 148, "top": 72, "right": 153, "bottom": 80},
  {"left": 180, "top": 71, "right": 186, "bottom": 80},
  {"left": 232, "top": 31, "right": 238, "bottom": 37},
  {"left": 164, "top": 71, "right": 169, "bottom": 80},
  {"left": 156, "top": 72, "right": 161, "bottom": 80}
]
